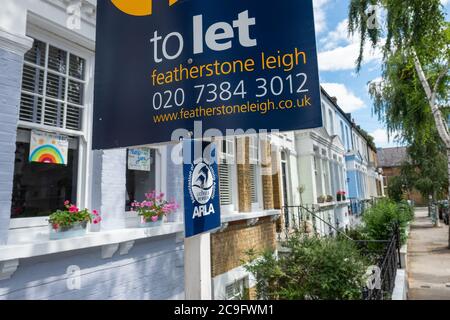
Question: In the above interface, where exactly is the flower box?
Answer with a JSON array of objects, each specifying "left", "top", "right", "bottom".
[
  {"left": 48, "top": 201, "right": 101, "bottom": 240},
  {"left": 131, "top": 191, "right": 179, "bottom": 229},
  {"left": 49, "top": 221, "right": 87, "bottom": 240},
  {"left": 139, "top": 216, "right": 164, "bottom": 228}
]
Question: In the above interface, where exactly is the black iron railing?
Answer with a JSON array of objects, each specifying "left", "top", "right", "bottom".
[
  {"left": 280, "top": 204, "right": 402, "bottom": 300},
  {"left": 361, "top": 225, "right": 402, "bottom": 300},
  {"left": 281, "top": 204, "right": 351, "bottom": 240}
]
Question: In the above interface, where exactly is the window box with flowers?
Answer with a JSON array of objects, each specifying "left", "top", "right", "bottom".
[
  {"left": 336, "top": 191, "right": 346, "bottom": 202},
  {"left": 131, "top": 191, "right": 179, "bottom": 228},
  {"left": 48, "top": 201, "right": 102, "bottom": 240}
]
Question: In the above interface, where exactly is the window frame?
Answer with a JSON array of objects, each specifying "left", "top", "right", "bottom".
[
  {"left": 12, "top": 25, "right": 95, "bottom": 225},
  {"left": 217, "top": 137, "right": 238, "bottom": 214}
]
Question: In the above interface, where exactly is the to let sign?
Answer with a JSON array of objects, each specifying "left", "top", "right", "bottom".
[
  {"left": 93, "top": 0, "right": 322, "bottom": 150},
  {"left": 183, "top": 140, "right": 221, "bottom": 238}
]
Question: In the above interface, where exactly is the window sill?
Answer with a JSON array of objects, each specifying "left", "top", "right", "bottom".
[
  {"left": 317, "top": 200, "right": 350, "bottom": 208},
  {"left": 0, "top": 222, "right": 184, "bottom": 263},
  {"left": 220, "top": 210, "right": 280, "bottom": 225}
]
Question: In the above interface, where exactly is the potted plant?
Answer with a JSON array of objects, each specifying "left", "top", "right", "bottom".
[
  {"left": 317, "top": 195, "right": 326, "bottom": 204},
  {"left": 326, "top": 195, "right": 333, "bottom": 202},
  {"left": 131, "top": 191, "right": 178, "bottom": 228},
  {"left": 342, "top": 191, "right": 346, "bottom": 201},
  {"left": 48, "top": 201, "right": 101, "bottom": 240}
]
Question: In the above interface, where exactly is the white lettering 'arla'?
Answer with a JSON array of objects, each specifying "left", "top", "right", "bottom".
[{"left": 192, "top": 203, "right": 215, "bottom": 219}]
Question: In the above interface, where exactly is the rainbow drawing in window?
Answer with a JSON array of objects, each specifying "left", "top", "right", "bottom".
[{"left": 29, "top": 130, "right": 68, "bottom": 165}]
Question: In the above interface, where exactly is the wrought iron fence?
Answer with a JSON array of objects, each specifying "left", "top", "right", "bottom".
[
  {"left": 360, "top": 225, "right": 402, "bottom": 300},
  {"left": 279, "top": 204, "right": 402, "bottom": 300}
]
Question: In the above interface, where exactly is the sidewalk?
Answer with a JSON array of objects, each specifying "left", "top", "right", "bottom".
[{"left": 407, "top": 207, "right": 450, "bottom": 300}]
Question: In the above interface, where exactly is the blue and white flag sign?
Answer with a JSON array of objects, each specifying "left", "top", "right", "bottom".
[{"left": 183, "top": 140, "right": 221, "bottom": 238}]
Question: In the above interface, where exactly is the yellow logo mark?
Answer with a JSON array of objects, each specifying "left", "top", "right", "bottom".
[{"left": 111, "top": 0, "right": 178, "bottom": 16}]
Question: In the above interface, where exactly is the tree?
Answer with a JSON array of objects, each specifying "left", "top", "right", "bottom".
[
  {"left": 401, "top": 137, "right": 448, "bottom": 201},
  {"left": 348, "top": 0, "right": 450, "bottom": 246}
]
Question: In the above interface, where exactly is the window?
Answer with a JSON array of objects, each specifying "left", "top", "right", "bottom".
[
  {"left": 345, "top": 126, "right": 350, "bottom": 151},
  {"left": 321, "top": 103, "right": 327, "bottom": 129},
  {"left": 125, "top": 148, "right": 156, "bottom": 210},
  {"left": 340, "top": 121, "right": 346, "bottom": 147},
  {"left": 11, "top": 35, "right": 90, "bottom": 219},
  {"left": 226, "top": 278, "right": 248, "bottom": 300},
  {"left": 218, "top": 162, "right": 233, "bottom": 206},
  {"left": 248, "top": 136, "right": 259, "bottom": 204},
  {"left": 218, "top": 137, "right": 235, "bottom": 206},
  {"left": 328, "top": 109, "right": 334, "bottom": 135},
  {"left": 20, "top": 38, "right": 86, "bottom": 131},
  {"left": 249, "top": 136, "right": 259, "bottom": 164},
  {"left": 313, "top": 147, "right": 323, "bottom": 196},
  {"left": 11, "top": 129, "right": 78, "bottom": 218},
  {"left": 249, "top": 164, "right": 258, "bottom": 203}
]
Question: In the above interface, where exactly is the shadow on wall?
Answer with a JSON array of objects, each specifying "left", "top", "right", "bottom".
[{"left": 0, "top": 234, "right": 185, "bottom": 300}]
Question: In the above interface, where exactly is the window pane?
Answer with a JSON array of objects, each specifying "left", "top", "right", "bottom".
[
  {"left": 249, "top": 164, "right": 258, "bottom": 203},
  {"left": 11, "top": 137, "right": 78, "bottom": 218},
  {"left": 219, "top": 163, "right": 233, "bottom": 206},
  {"left": 48, "top": 45, "right": 67, "bottom": 74},
  {"left": 22, "top": 65, "right": 44, "bottom": 94},
  {"left": 43, "top": 99, "right": 64, "bottom": 128},
  {"left": 69, "top": 54, "right": 86, "bottom": 80},
  {"left": 19, "top": 93, "right": 42, "bottom": 123},
  {"left": 125, "top": 149, "right": 156, "bottom": 210},
  {"left": 46, "top": 72, "right": 66, "bottom": 100},
  {"left": 68, "top": 80, "right": 84, "bottom": 105},
  {"left": 66, "top": 105, "right": 83, "bottom": 130},
  {"left": 24, "top": 40, "right": 46, "bottom": 67}
]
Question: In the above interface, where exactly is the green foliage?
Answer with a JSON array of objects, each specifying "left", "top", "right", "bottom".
[
  {"left": 48, "top": 201, "right": 100, "bottom": 230},
  {"left": 387, "top": 176, "right": 407, "bottom": 202},
  {"left": 245, "top": 234, "right": 370, "bottom": 300},
  {"left": 362, "top": 199, "right": 414, "bottom": 245},
  {"left": 400, "top": 139, "right": 448, "bottom": 199},
  {"left": 349, "top": 0, "right": 449, "bottom": 153}
]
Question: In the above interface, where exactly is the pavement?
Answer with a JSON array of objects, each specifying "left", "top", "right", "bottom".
[{"left": 407, "top": 207, "right": 450, "bottom": 300}]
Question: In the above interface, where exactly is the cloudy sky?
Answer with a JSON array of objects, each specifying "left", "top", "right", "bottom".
[{"left": 312, "top": 0, "right": 450, "bottom": 148}]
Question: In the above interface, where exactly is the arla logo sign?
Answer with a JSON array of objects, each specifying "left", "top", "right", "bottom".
[
  {"left": 111, "top": 0, "right": 178, "bottom": 16},
  {"left": 183, "top": 140, "right": 221, "bottom": 238},
  {"left": 188, "top": 162, "right": 216, "bottom": 218}
]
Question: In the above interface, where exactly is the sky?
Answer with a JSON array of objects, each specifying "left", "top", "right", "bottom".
[{"left": 312, "top": 0, "right": 450, "bottom": 148}]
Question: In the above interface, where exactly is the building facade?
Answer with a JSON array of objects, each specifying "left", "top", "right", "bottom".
[{"left": 0, "top": 0, "right": 383, "bottom": 300}]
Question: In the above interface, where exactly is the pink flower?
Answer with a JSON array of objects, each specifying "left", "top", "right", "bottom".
[
  {"left": 151, "top": 216, "right": 159, "bottom": 222},
  {"left": 69, "top": 205, "right": 78, "bottom": 213},
  {"left": 156, "top": 193, "right": 165, "bottom": 200},
  {"left": 52, "top": 223, "right": 59, "bottom": 230},
  {"left": 64, "top": 200, "right": 70, "bottom": 206},
  {"left": 93, "top": 210, "right": 99, "bottom": 216}
]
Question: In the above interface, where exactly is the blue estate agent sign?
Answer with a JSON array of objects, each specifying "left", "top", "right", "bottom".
[
  {"left": 183, "top": 140, "right": 221, "bottom": 238},
  {"left": 93, "top": 0, "right": 322, "bottom": 150}
]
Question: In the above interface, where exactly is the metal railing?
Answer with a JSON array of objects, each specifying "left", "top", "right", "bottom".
[
  {"left": 361, "top": 225, "right": 402, "bottom": 300},
  {"left": 279, "top": 204, "right": 402, "bottom": 300},
  {"left": 281, "top": 204, "right": 350, "bottom": 240}
]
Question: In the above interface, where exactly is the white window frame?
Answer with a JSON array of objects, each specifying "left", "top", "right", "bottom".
[
  {"left": 217, "top": 137, "right": 238, "bottom": 214},
  {"left": 12, "top": 24, "right": 95, "bottom": 227}
]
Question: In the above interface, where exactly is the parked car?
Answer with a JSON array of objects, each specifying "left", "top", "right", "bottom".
[{"left": 438, "top": 200, "right": 448, "bottom": 220}]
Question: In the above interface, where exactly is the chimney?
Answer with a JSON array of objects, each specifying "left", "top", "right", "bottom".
[{"left": 331, "top": 96, "right": 338, "bottom": 104}]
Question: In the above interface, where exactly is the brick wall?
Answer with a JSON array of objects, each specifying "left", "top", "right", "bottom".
[{"left": 210, "top": 217, "right": 276, "bottom": 277}]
